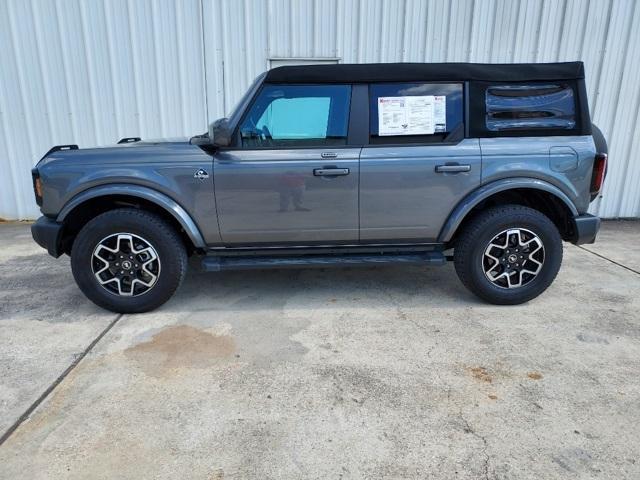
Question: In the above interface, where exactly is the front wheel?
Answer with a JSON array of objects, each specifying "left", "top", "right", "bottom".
[
  {"left": 453, "top": 205, "right": 563, "bottom": 305},
  {"left": 71, "top": 208, "right": 188, "bottom": 313}
]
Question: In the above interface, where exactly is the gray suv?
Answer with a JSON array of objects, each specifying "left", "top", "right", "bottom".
[{"left": 30, "top": 62, "right": 608, "bottom": 313}]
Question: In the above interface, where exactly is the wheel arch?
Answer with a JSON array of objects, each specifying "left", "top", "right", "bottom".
[
  {"left": 439, "top": 179, "right": 579, "bottom": 245},
  {"left": 57, "top": 184, "right": 206, "bottom": 254}
]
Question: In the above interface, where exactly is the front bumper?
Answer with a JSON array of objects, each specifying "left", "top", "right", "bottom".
[
  {"left": 31, "top": 216, "right": 64, "bottom": 257},
  {"left": 570, "top": 213, "right": 600, "bottom": 245}
]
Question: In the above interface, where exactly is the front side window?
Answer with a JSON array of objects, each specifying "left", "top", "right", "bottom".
[
  {"left": 485, "top": 83, "right": 576, "bottom": 131},
  {"left": 369, "top": 83, "right": 464, "bottom": 144},
  {"left": 239, "top": 84, "right": 351, "bottom": 148}
]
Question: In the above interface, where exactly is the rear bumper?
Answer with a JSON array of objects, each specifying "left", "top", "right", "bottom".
[
  {"left": 31, "top": 216, "right": 64, "bottom": 257},
  {"left": 570, "top": 213, "right": 600, "bottom": 245}
]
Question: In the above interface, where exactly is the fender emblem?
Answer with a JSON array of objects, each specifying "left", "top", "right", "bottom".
[{"left": 194, "top": 168, "right": 209, "bottom": 180}]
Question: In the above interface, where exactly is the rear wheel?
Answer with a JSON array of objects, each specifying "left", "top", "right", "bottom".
[
  {"left": 453, "top": 205, "right": 563, "bottom": 305},
  {"left": 71, "top": 208, "right": 187, "bottom": 313}
]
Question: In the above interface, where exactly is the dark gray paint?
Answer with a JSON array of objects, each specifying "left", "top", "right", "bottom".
[
  {"left": 37, "top": 140, "right": 220, "bottom": 245},
  {"left": 213, "top": 148, "right": 361, "bottom": 245},
  {"left": 480, "top": 136, "right": 596, "bottom": 213},
  {"left": 359, "top": 139, "right": 481, "bottom": 242},
  {"left": 35, "top": 134, "right": 598, "bottom": 249},
  {"left": 437, "top": 177, "right": 579, "bottom": 243},
  {"left": 57, "top": 184, "right": 208, "bottom": 248}
]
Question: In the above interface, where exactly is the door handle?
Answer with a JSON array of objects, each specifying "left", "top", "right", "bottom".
[
  {"left": 313, "top": 168, "right": 350, "bottom": 176},
  {"left": 435, "top": 164, "right": 471, "bottom": 173},
  {"left": 321, "top": 152, "right": 338, "bottom": 158}
]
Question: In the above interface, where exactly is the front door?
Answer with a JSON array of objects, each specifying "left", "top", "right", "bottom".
[{"left": 213, "top": 84, "right": 359, "bottom": 246}]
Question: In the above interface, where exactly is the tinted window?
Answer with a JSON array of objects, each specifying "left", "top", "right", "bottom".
[
  {"left": 369, "top": 83, "right": 463, "bottom": 144},
  {"left": 239, "top": 84, "right": 351, "bottom": 148},
  {"left": 485, "top": 84, "right": 575, "bottom": 131}
]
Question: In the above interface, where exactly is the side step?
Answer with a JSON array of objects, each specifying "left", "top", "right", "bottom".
[{"left": 201, "top": 252, "right": 446, "bottom": 272}]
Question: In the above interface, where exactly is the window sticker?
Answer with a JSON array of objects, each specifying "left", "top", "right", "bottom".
[
  {"left": 378, "top": 95, "right": 446, "bottom": 136},
  {"left": 433, "top": 95, "right": 447, "bottom": 132}
]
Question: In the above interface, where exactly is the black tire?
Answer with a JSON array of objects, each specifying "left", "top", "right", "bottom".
[
  {"left": 70, "top": 208, "right": 188, "bottom": 313},
  {"left": 453, "top": 205, "right": 563, "bottom": 305}
]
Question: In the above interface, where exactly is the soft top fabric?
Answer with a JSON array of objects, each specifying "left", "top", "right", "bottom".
[{"left": 264, "top": 62, "right": 585, "bottom": 84}]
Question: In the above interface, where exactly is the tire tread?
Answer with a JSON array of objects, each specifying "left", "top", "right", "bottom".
[
  {"left": 454, "top": 205, "right": 562, "bottom": 305},
  {"left": 71, "top": 208, "right": 187, "bottom": 313}
]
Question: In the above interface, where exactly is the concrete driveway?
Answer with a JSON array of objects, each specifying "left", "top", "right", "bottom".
[{"left": 1, "top": 221, "right": 639, "bottom": 479}]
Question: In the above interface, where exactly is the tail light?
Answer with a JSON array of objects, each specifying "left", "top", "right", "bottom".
[
  {"left": 31, "top": 168, "right": 43, "bottom": 206},
  {"left": 590, "top": 153, "right": 607, "bottom": 195}
]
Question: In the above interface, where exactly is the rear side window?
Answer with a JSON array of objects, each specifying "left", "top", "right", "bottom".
[
  {"left": 239, "top": 84, "right": 351, "bottom": 148},
  {"left": 369, "top": 83, "right": 463, "bottom": 144},
  {"left": 485, "top": 84, "right": 576, "bottom": 131},
  {"left": 469, "top": 81, "right": 583, "bottom": 137}
]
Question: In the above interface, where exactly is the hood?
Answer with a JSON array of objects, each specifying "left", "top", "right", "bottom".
[{"left": 36, "top": 137, "right": 196, "bottom": 168}]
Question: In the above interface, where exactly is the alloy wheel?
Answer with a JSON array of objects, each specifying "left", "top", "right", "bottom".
[
  {"left": 482, "top": 228, "right": 545, "bottom": 289},
  {"left": 91, "top": 233, "right": 161, "bottom": 296}
]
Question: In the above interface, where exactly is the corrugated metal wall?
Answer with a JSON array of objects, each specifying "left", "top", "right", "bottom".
[{"left": 1, "top": 0, "right": 638, "bottom": 219}]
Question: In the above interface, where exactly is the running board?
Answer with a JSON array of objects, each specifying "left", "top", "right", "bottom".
[{"left": 201, "top": 252, "right": 446, "bottom": 272}]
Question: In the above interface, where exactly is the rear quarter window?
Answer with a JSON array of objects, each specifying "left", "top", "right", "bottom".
[
  {"left": 486, "top": 84, "right": 576, "bottom": 131},
  {"left": 470, "top": 81, "right": 582, "bottom": 137}
]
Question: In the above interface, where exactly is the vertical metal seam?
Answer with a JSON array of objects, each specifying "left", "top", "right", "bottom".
[
  {"left": 174, "top": 0, "right": 187, "bottom": 133},
  {"left": 243, "top": 0, "right": 251, "bottom": 86},
  {"left": 334, "top": 0, "right": 341, "bottom": 60},
  {"left": 489, "top": 0, "right": 499, "bottom": 62},
  {"left": 55, "top": 1, "right": 79, "bottom": 142},
  {"left": 6, "top": 0, "right": 37, "bottom": 217},
  {"left": 590, "top": 0, "right": 613, "bottom": 116},
  {"left": 533, "top": 0, "right": 545, "bottom": 62},
  {"left": 467, "top": 0, "right": 476, "bottom": 62},
  {"left": 0, "top": 66, "right": 20, "bottom": 217},
  {"left": 610, "top": 0, "right": 640, "bottom": 215},
  {"left": 617, "top": 83, "right": 640, "bottom": 214},
  {"left": 29, "top": 0, "right": 56, "bottom": 144},
  {"left": 78, "top": 0, "right": 101, "bottom": 145},
  {"left": 126, "top": 0, "right": 143, "bottom": 135},
  {"left": 555, "top": 0, "right": 569, "bottom": 61},
  {"left": 355, "top": 0, "right": 362, "bottom": 62},
  {"left": 444, "top": 0, "right": 452, "bottom": 60},
  {"left": 219, "top": 0, "right": 228, "bottom": 114},
  {"left": 150, "top": 0, "right": 166, "bottom": 136},
  {"left": 311, "top": 0, "right": 316, "bottom": 56},
  {"left": 199, "top": 0, "right": 210, "bottom": 124},
  {"left": 400, "top": 0, "right": 408, "bottom": 62},
  {"left": 288, "top": 0, "right": 294, "bottom": 58},
  {"left": 103, "top": 2, "right": 122, "bottom": 141},
  {"left": 510, "top": 0, "right": 522, "bottom": 63},
  {"left": 377, "top": 0, "right": 384, "bottom": 62},
  {"left": 577, "top": 0, "right": 591, "bottom": 60}
]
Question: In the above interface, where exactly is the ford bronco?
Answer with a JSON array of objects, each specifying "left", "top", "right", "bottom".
[{"left": 31, "top": 62, "right": 607, "bottom": 313}]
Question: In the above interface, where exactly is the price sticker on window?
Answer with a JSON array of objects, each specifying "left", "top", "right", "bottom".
[{"left": 378, "top": 95, "right": 446, "bottom": 136}]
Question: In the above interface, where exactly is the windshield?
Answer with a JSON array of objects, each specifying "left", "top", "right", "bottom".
[
  {"left": 192, "top": 73, "right": 265, "bottom": 144},
  {"left": 227, "top": 73, "right": 266, "bottom": 124}
]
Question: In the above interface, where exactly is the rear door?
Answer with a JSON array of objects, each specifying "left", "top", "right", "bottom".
[
  {"left": 213, "top": 84, "right": 360, "bottom": 245},
  {"left": 359, "top": 82, "right": 481, "bottom": 242}
]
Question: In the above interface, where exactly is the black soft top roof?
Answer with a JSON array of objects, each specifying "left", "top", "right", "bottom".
[{"left": 264, "top": 62, "right": 585, "bottom": 84}]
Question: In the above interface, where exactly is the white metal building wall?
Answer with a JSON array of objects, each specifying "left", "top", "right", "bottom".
[{"left": 1, "top": 0, "right": 638, "bottom": 220}]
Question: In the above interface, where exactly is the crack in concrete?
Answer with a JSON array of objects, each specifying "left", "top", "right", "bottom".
[
  {"left": 577, "top": 245, "right": 640, "bottom": 275},
  {"left": 0, "top": 313, "right": 124, "bottom": 446},
  {"left": 459, "top": 409, "right": 492, "bottom": 480}
]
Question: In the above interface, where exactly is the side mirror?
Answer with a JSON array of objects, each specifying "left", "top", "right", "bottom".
[{"left": 208, "top": 118, "right": 232, "bottom": 147}]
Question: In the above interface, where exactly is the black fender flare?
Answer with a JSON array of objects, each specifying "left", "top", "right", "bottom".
[
  {"left": 438, "top": 178, "right": 579, "bottom": 243},
  {"left": 57, "top": 183, "right": 207, "bottom": 249}
]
